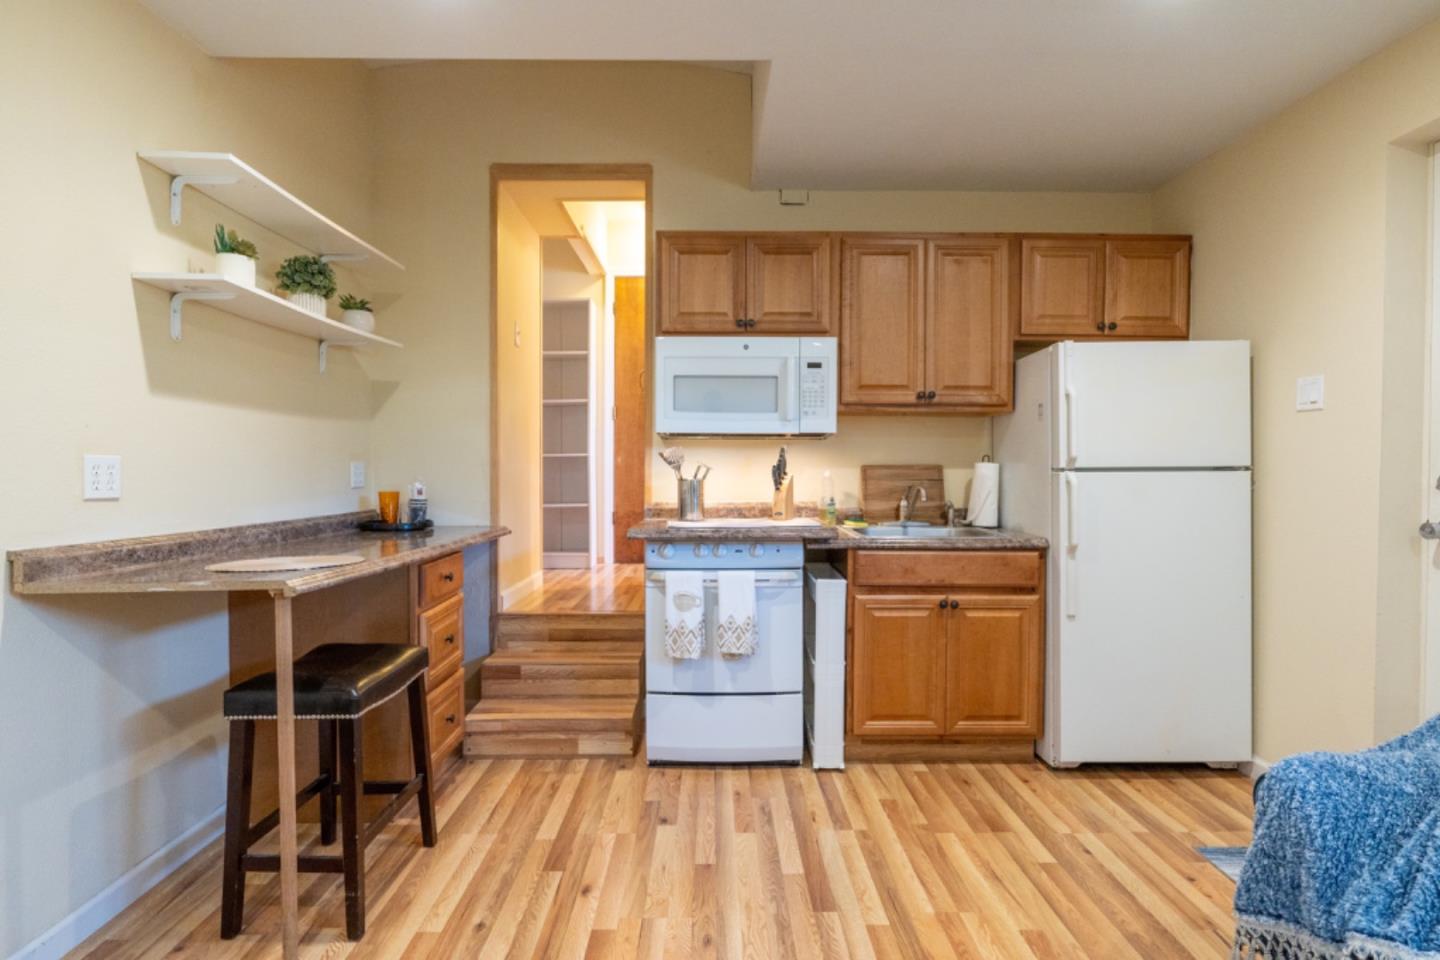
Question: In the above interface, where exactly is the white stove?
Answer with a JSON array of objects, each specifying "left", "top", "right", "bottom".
[{"left": 644, "top": 540, "right": 804, "bottom": 763}]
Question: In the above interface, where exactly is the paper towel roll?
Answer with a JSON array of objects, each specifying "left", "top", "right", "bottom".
[{"left": 966, "top": 460, "right": 1000, "bottom": 528}]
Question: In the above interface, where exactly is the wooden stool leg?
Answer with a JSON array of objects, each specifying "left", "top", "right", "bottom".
[
  {"left": 406, "top": 676, "right": 438, "bottom": 847},
  {"left": 220, "top": 720, "right": 255, "bottom": 939},
  {"left": 338, "top": 718, "right": 366, "bottom": 940},
  {"left": 318, "top": 719, "right": 337, "bottom": 846}
]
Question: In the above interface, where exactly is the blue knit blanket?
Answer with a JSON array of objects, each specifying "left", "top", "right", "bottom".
[{"left": 1234, "top": 714, "right": 1440, "bottom": 959}]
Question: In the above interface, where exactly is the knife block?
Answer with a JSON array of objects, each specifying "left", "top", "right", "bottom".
[{"left": 771, "top": 477, "right": 795, "bottom": 520}]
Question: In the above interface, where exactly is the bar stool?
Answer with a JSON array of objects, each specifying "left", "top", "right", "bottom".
[{"left": 220, "top": 643, "right": 438, "bottom": 941}]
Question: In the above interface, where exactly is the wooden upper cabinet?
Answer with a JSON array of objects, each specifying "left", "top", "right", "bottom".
[
  {"left": 840, "top": 236, "right": 926, "bottom": 406},
  {"left": 944, "top": 596, "right": 1042, "bottom": 737},
  {"left": 927, "top": 238, "right": 1014, "bottom": 410},
  {"left": 1106, "top": 239, "right": 1190, "bottom": 338},
  {"left": 746, "top": 234, "right": 833, "bottom": 334},
  {"left": 657, "top": 234, "right": 746, "bottom": 334},
  {"left": 851, "top": 593, "right": 947, "bottom": 738},
  {"left": 1019, "top": 238, "right": 1105, "bottom": 338}
]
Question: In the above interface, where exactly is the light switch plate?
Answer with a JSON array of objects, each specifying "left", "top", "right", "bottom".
[
  {"left": 349, "top": 460, "right": 366, "bottom": 489},
  {"left": 1296, "top": 375, "right": 1325, "bottom": 412},
  {"left": 84, "top": 454, "right": 122, "bottom": 500}
]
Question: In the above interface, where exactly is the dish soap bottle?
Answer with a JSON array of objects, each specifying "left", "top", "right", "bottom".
[{"left": 821, "top": 470, "right": 838, "bottom": 527}]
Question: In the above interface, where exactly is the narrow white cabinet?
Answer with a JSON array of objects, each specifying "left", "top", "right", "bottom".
[{"left": 542, "top": 301, "right": 593, "bottom": 567}]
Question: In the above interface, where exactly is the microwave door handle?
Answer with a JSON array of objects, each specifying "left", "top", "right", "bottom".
[{"left": 779, "top": 357, "right": 797, "bottom": 424}]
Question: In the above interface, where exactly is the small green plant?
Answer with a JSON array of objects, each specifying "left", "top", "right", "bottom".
[
  {"left": 338, "top": 294, "right": 372, "bottom": 311},
  {"left": 275, "top": 255, "right": 336, "bottom": 298},
  {"left": 213, "top": 224, "right": 257, "bottom": 259}
]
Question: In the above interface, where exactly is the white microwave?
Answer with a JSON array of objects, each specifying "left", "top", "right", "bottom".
[{"left": 654, "top": 336, "right": 837, "bottom": 436}]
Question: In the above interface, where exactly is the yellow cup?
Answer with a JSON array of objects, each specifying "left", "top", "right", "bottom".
[{"left": 378, "top": 490, "right": 400, "bottom": 524}]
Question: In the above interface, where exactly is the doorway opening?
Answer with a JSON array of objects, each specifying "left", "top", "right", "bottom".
[{"left": 491, "top": 165, "right": 651, "bottom": 606}]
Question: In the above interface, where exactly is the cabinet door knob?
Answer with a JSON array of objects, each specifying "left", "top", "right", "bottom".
[
  {"left": 748, "top": 319, "right": 757, "bottom": 329},
  {"left": 441, "top": 572, "right": 455, "bottom": 583},
  {"left": 916, "top": 391, "right": 925, "bottom": 401},
  {"left": 938, "top": 598, "right": 947, "bottom": 609},
  {"left": 445, "top": 714, "right": 456, "bottom": 724},
  {"left": 1095, "top": 322, "right": 1106, "bottom": 332},
  {"left": 444, "top": 634, "right": 456, "bottom": 645},
  {"left": 948, "top": 599, "right": 959, "bottom": 609},
  {"left": 1107, "top": 322, "right": 1118, "bottom": 331},
  {"left": 926, "top": 390, "right": 937, "bottom": 401},
  {"left": 735, "top": 317, "right": 746, "bottom": 328}
]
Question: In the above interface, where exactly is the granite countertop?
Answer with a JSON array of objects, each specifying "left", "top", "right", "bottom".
[
  {"left": 627, "top": 518, "right": 1046, "bottom": 550},
  {"left": 8, "top": 512, "right": 510, "bottom": 598}
]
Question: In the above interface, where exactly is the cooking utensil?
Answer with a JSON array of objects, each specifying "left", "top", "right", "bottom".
[{"left": 658, "top": 446, "right": 686, "bottom": 479}]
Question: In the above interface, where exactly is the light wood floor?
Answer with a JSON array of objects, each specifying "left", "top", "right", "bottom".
[
  {"left": 69, "top": 756, "right": 1251, "bottom": 959},
  {"left": 507, "top": 565, "right": 645, "bottom": 616}
]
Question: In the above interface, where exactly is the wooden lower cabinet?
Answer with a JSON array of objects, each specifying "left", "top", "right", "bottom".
[{"left": 848, "top": 551, "right": 1044, "bottom": 749}]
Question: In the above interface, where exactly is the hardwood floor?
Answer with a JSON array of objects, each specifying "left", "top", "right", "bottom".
[
  {"left": 507, "top": 565, "right": 645, "bottom": 616},
  {"left": 69, "top": 756, "right": 1252, "bottom": 959}
]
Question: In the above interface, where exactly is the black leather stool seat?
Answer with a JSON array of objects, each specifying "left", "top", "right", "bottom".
[{"left": 224, "top": 643, "right": 428, "bottom": 720}]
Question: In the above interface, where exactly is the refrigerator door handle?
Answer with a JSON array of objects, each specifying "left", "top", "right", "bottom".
[
  {"left": 1062, "top": 342, "right": 1079, "bottom": 467},
  {"left": 1064, "top": 472, "right": 1079, "bottom": 618}
]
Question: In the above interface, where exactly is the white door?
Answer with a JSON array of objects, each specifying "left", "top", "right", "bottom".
[
  {"left": 1049, "top": 469, "right": 1252, "bottom": 763},
  {"left": 1059, "top": 341, "right": 1252, "bottom": 469},
  {"left": 1425, "top": 143, "right": 1440, "bottom": 717}
]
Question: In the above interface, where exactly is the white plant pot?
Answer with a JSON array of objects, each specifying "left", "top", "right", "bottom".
[
  {"left": 215, "top": 252, "right": 256, "bottom": 286},
  {"left": 285, "top": 291, "right": 327, "bottom": 317},
  {"left": 341, "top": 309, "right": 375, "bottom": 333}
]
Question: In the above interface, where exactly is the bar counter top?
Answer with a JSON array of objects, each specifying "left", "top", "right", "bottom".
[{"left": 8, "top": 512, "right": 510, "bottom": 598}]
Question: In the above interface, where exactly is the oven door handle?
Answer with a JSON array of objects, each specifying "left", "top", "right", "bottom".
[{"left": 646, "top": 571, "right": 800, "bottom": 585}]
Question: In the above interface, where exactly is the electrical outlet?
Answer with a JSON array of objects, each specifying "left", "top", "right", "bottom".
[
  {"left": 349, "top": 460, "right": 366, "bottom": 489},
  {"left": 84, "top": 455, "right": 122, "bottom": 500}
]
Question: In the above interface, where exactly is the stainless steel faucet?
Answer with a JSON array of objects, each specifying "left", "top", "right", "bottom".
[{"left": 898, "top": 485, "right": 927, "bottom": 522}]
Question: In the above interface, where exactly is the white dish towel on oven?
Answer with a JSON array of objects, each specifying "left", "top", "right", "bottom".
[
  {"left": 715, "top": 569, "right": 759, "bottom": 657},
  {"left": 664, "top": 570, "right": 705, "bottom": 660}
]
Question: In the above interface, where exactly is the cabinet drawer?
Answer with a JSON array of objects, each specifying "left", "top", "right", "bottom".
[
  {"left": 419, "top": 553, "right": 463, "bottom": 608},
  {"left": 853, "top": 551, "right": 1041, "bottom": 589},
  {"left": 427, "top": 668, "right": 464, "bottom": 765},
  {"left": 420, "top": 594, "right": 463, "bottom": 680}
]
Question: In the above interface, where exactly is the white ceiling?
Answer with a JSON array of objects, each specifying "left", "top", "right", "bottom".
[{"left": 142, "top": 0, "right": 1440, "bottom": 191}]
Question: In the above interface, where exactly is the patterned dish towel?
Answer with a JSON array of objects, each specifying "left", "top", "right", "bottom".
[
  {"left": 1233, "top": 713, "right": 1440, "bottom": 960},
  {"left": 715, "top": 570, "right": 758, "bottom": 657},
  {"left": 664, "top": 570, "right": 704, "bottom": 660}
]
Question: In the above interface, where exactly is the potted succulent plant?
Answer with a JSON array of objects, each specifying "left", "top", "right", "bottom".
[
  {"left": 338, "top": 294, "right": 375, "bottom": 332},
  {"left": 275, "top": 255, "right": 336, "bottom": 317},
  {"left": 213, "top": 224, "right": 258, "bottom": 286}
]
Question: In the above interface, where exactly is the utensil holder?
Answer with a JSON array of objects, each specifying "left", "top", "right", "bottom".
[{"left": 677, "top": 478, "right": 705, "bottom": 520}]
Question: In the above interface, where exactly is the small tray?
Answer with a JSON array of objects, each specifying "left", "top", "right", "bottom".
[{"left": 358, "top": 518, "right": 434, "bottom": 533}]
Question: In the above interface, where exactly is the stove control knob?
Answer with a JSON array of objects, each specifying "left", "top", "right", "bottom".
[
  {"left": 693, "top": 544, "right": 706, "bottom": 558},
  {"left": 749, "top": 544, "right": 765, "bottom": 558},
  {"left": 657, "top": 544, "right": 674, "bottom": 559},
  {"left": 711, "top": 544, "right": 724, "bottom": 558}
]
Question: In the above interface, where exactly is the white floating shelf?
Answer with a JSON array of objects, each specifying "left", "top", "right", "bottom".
[
  {"left": 139, "top": 151, "right": 404, "bottom": 282},
  {"left": 543, "top": 452, "right": 588, "bottom": 459},
  {"left": 542, "top": 398, "right": 587, "bottom": 407},
  {"left": 543, "top": 503, "right": 589, "bottom": 509},
  {"left": 543, "top": 350, "right": 588, "bottom": 358},
  {"left": 133, "top": 273, "right": 401, "bottom": 371}
]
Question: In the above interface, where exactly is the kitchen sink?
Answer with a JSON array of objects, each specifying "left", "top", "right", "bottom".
[{"left": 856, "top": 524, "right": 996, "bottom": 539}]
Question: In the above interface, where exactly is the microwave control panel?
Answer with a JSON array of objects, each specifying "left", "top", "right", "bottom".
[
  {"left": 798, "top": 338, "right": 838, "bottom": 433},
  {"left": 801, "top": 364, "right": 828, "bottom": 416}
]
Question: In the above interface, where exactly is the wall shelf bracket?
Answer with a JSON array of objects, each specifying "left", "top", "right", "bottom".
[
  {"left": 169, "top": 291, "right": 235, "bottom": 341},
  {"left": 168, "top": 174, "right": 239, "bottom": 225},
  {"left": 318, "top": 339, "right": 330, "bottom": 373}
]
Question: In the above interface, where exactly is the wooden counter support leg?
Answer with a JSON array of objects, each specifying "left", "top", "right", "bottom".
[{"left": 272, "top": 594, "right": 300, "bottom": 960}]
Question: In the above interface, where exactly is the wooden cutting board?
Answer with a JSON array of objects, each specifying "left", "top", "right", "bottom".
[
  {"left": 204, "top": 554, "right": 366, "bottom": 573},
  {"left": 861, "top": 465, "right": 946, "bottom": 524}
]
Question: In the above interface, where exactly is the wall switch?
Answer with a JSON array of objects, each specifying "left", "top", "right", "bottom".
[
  {"left": 1296, "top": 375, "right": 1325, "bottom": 412},
  {"left": 349, "top": 460, "right": 366, "bottom": 489},
  {"left": 84, "top": 455, "right": 122, "bottom": 500}
]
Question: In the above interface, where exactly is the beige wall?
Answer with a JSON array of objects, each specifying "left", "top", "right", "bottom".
[
  {"left": 1152, "top": 20, "right": 1440, "bottom": 761},
  {"left": 0, "top": 2, "right": 378, "bottom": 954},
  {"left": 495, "top": 189, "right": 544, "bottom": 593},
  {"left": 367, "top": 61, "right": 1153, "bottom": 535}
]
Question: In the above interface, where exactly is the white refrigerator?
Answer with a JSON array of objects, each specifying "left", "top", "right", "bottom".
[{"left": 994, "top": 341, "right": 1252, "bottom": 767}]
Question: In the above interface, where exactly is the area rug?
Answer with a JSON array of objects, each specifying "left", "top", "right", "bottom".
[{"left": 1198, "top": 845, "right": 1247, "bottom": 882}]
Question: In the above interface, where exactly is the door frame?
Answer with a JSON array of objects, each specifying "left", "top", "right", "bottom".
[
  {"left": 489, "top": 163, "right": 654, "bottom": 574},
  {"left": 1425, "top": 143, "right": 1440, "bottom": 716}
]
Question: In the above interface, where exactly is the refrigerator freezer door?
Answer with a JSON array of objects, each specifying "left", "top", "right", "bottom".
[
  {"left": 1042, "top": 469, "right": 1252, "bottom": 765},
  {"left": 1059, "top": 341, "right": 1251, "bottom": 469}
]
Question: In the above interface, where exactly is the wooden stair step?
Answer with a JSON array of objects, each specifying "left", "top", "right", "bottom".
[
  {"left": 464, "top": 696, "right": 639, "bottom": 734},
  {"left": 481, "top": 649, "right": 641, "bottom": 697}
]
